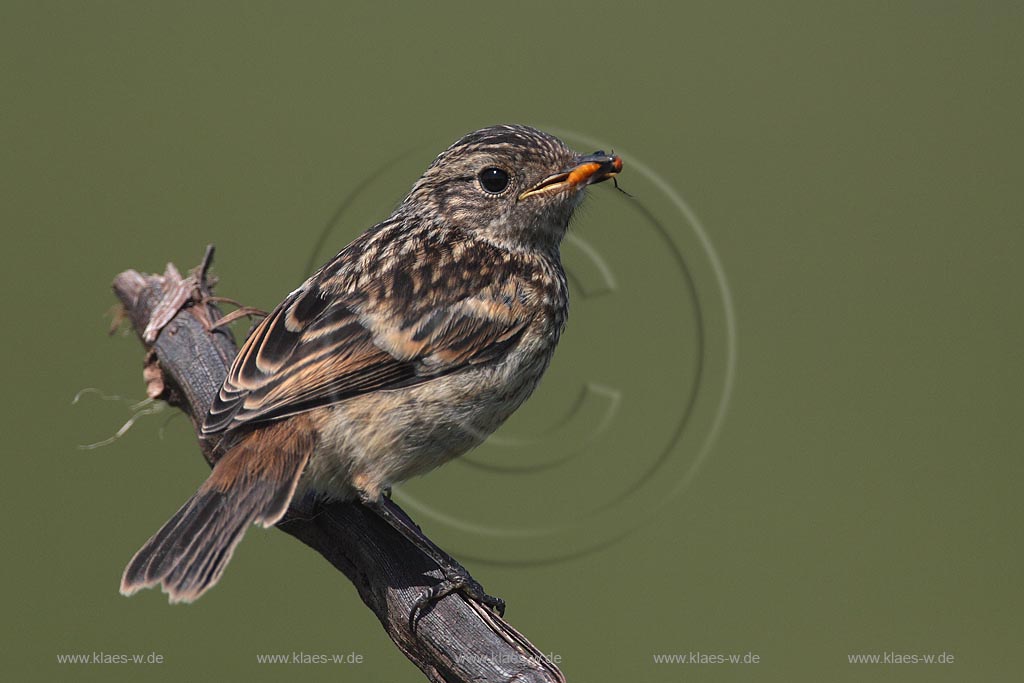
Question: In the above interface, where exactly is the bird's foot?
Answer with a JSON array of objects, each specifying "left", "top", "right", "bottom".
[{"left": 410, "top": 564, "right": 505, "bottom": 629}]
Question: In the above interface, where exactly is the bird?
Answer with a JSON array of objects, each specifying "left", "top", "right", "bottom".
[{"left": 120, "top": 124, "right": 623, "bottom": 604}]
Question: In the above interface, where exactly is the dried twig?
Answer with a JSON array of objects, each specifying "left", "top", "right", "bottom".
[{"left": 110, "top": 246, "right": 565, "bottom": 683}]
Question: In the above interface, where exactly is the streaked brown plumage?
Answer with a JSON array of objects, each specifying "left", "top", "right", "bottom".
[{"left": 121, "top": 125, "right": 622, "bottom": 603}]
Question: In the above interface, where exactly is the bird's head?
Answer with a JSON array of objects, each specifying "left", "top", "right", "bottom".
[{"left": 402, "top": 125, "right": 622, "bottom": 252}]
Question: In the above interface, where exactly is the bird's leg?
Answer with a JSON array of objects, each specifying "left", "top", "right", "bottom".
[{"left": 358, "top": 495, "right": 506, "bottom": 625}]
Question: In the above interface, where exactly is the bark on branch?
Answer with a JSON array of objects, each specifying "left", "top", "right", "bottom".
[{"left": 111, "top": 245, "right": 565, "bottom": 683}]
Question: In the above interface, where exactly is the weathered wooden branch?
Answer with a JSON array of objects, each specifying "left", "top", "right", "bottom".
[{"left": 111, "top": 245, "right": 565, "bottom": 683}]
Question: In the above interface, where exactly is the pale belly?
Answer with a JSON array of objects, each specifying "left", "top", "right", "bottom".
[{"left": 298, "top": 345, "right": 552, "bottom": 502}]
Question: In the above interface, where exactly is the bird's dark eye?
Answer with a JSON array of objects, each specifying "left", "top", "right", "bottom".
[{"left": 478, "top": 167, "right": 510, "bottom": 194}]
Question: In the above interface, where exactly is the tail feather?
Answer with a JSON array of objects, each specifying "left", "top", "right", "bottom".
[
  {"left": 120, "top": 420, "right": 314, "bottom": 603},
  {"left": 164, "top": 494, "right": 252, "bottom": 601}
]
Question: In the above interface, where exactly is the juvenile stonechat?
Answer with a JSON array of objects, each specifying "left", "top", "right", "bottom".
[{"left": 121, "top": 125, "right": 623, "bottom": 603}]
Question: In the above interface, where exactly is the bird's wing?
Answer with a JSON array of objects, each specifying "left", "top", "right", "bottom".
[{"left": 201, "top": 265, "right": 530, "bottom": 436}]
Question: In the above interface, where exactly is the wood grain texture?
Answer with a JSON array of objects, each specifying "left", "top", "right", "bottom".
[{"left": 110, "top": 246, "right": 565, "bottom": 683}]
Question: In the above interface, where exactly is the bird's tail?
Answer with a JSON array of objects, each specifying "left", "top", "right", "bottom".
[{"left": 120, "top": 420, "right": 314, "bottom": 603}]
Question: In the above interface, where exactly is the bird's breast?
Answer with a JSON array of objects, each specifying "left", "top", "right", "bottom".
[{"left": 302, "top": 324, "right": 560, "bottom": 501}]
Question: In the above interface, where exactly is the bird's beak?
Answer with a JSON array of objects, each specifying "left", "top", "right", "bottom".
[{"left": 518, "top": 152, "right": 623, "bottom": 200}]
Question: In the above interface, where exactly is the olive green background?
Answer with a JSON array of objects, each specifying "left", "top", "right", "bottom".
[{"left": 3, "top": 1, "right": 1021, "bottom": 681}]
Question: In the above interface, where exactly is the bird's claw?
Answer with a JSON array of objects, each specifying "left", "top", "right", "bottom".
[{"left": 409, "top": 566, "right": 505, "bottom": 630}]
